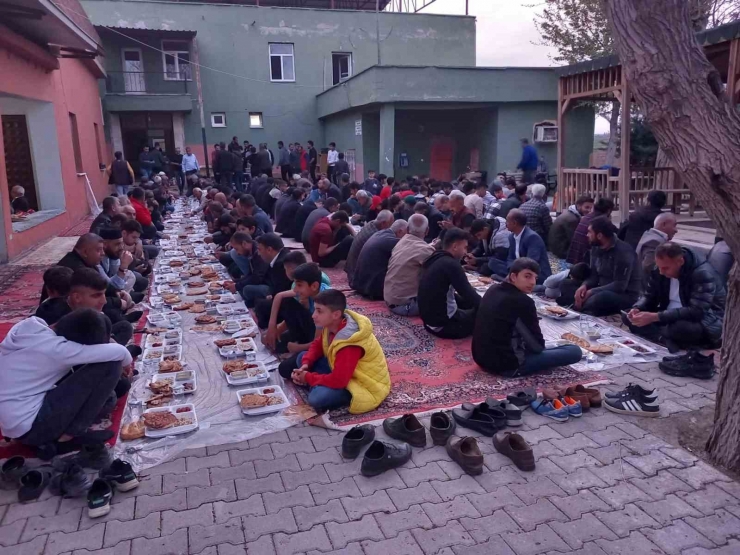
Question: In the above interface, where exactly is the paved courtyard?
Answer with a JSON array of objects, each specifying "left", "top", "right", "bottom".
[{"left": 0, "top": 359, "right": 738, "bottom": 555}]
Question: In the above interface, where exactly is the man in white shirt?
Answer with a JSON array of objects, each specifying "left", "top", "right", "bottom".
[
  {"left": 182, "top": 146, "right": 200, "bottom": 178},
  {"left": 0, "top": 309, "right": 132, "bottom": 453},
  {"left": 326, "top": 142, "right": 339, "bottom": 184}
]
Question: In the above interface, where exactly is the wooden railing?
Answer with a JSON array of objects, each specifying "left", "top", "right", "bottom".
[{"left": 557, "top": 167, "right": 695, "bottom": 215}]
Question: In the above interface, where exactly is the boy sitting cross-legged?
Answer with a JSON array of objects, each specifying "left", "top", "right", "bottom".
[{"left": 278, "top": 289, "right": 391, "bottom": 414}]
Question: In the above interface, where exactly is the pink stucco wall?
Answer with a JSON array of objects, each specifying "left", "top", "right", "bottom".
[{"left": 0, "top": 46, "right": 107, "bottom": 260}]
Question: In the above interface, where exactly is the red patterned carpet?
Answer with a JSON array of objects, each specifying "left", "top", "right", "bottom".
[{"left": 315, "top": 268, "right": 605, "bottom": 427}]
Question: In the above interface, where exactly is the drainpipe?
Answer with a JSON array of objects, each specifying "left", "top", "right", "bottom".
[
  {"left": 376, "top": 0, "right": 381, "bottom": 65},
  {"left": 192, "top": 37, "right": 210, "bottom": 177}
]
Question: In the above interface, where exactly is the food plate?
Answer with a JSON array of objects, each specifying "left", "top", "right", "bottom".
[
  {"left": 237, "top": 386, "right": 290, "bottom": 415},
  {"left": 157, "top": 284, "right": 181, "bottom": 295},
  {"left": 146, "top": 313, "right": 168, "bottom": 327},
  {"left": 219, "top": 337, "right": 257, "bottom": 361},
  {"left": 218, "top": 293, "right": 237, "bottom": 304},
  {"left": 616, "top": 339, "right": 657, "bottom": 355},
  {"left": 537, "top": 305, "right": 580, "bottom": 320},
  {"left": 224, "top": 361, "right": 269, "bottom": 386},
  {"left": 143, "top": 404, "right": 198, "bottom": 437},
  {"left": 151, "top": 372, "right": 196, "bottom": 394}
]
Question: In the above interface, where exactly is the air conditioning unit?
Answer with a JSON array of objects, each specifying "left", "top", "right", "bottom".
[{"left": 534, "top": 124, "right": 558, "bottom": 143}]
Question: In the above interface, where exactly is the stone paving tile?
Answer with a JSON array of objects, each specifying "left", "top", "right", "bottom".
[
  {"left": 411, "top": 521, "right": 475, "bottom": 555},
  {"left": 421, "top": 496, "right": 480, "bottom": 527},
  {"left": 361, "top": 530, "right": 424, "bottom": 555},
  {"left": 280, "top": 466, "right": 330, "bottom": 491},
  {"left": 642, "top": 519, "right": 714, "bottom": 554},
  {"left": 325, "top": 514, "right": 384, "bottom": 548},
  {"left": 21, "top": 508, "right": 81, "bottom": 542},
  {"left": 505, "top": 497, "right": 568, "bottom": 532},
  {"left": 595, "top": 459, "right": 647, "bottom": 486},
  {"left": 296, "top": 448, "right": 342, "bottom": 470},
  {"left": 459, "top": 510, "right": 519, "bottom": 543},
  {"left": 548, "top": 489, "right": 611, "bottom": 520},
  {"left": 684, "top": 509, "right": 740, "bottom": 544},
  {"left": 0, "top": 535, "right": 47, "bottom": 555},
  {"left": 375, "top": 505, "right": 432, "bottom": 538},
  {"left": 243, "top": 536, "right": 272, "bottom": 555},
  {"left": 162, "top": 503, "right": 215, "bottom": 535},
  {"left": 594, "top": 503, "right": 660, "bottom": 537},
  {"left": 595, "top": 530, "right": 666, "bottom": 555},
  {"left": 213, "top": 495, "right": 265, "bottom": 523},
  {"left": 466, "top": 486, "right": 523, "bottom": 516},
  {"left": 388, "top": 482, "right": 442, "bottom": 511},
  {"left": 354, "top": 469, "right": 405, "bottom": 495},
  {"left": 430, "top": 475, "right": 485, "bottom": 501},
  {"left": 263, "top": 485, "right": 314, "bottom": 514},
  {"left": 682, "top": 540, "right": 740, "bottom": 555},
  {"left": 310, "top": 477, "right": 362, "bottom": 505},
  {"left": 3, "top": 496, "right": 60, "bottom": 524},
  {"left": 209, "top": 462, "right": 257, "bottom": 485},
  {"left": 272, "top": 438, "right": 314, "bottom": 459},
  {"left": 45, "top": 523, "right": 105, "bottom": 555},
  {"left": 103, "top": 513, "right": 160, "bottom": 547},
  {"left": 549, "top": 512, "right": 618, "bottom": 549},
  {"left": 398, "top": 462, "right": 448, "bottom": 487},
  {"left": 341, "top": 490, "right": 394, "bottom": 520},
  {"left": 669, "top": 461, "right": 733, "bottom": 488},
  {"left": 630, "top": 469, "right": 695, "bottom": 500},
  {"left": 242, "top": 507, "right": 298, "bottom": 541},
  {"left": 550, "top": 450, "right": 602, "bottom": 473},
  {"left": 254, "top": 454, "right": 300, "bottom": 478},
  {"left": 187, "top": 451, "right": 230, "bottom": 472},
  {"left": 274, "top": 525, "right": 332, "bottom": 555},
  {"left": 294, "top": 499, "right": 348, "bottom": 531},
  {"left": 678, "top": 483, "right": 740, "bottom": 515},
  {"left": 163, "top": 468, "right": 211, "bottom": 493},
  {"left": 592, "top": 482, "right": 652, "bottom": 509},
  {"left": 510, "top": 476, "right": 566, "bottom": 505},
  {"left": 135, "top": 490, "right": 186, "bottom": 519},
  {"left": 188, "top": 517, "right": 245, "bottom": 554},
  {"left": 227, "top": 444, "right": 274, "bottom": 466},
  {"left": 0, "top": 520, "right": 24, "bottom": 547},
  {"left": 549, "top": 466, "right": 607, "bottom": 495},
  {"left": 501, "top": 523, "right": 570, "bottom": 555},
  {"left": 474, "top": 466, "right": 527, "bottom": 492},
  {"left": 636, "top": 494, "right": 703, "bottom": 525},
  {"left": 234, "top": 474, "right": 284, "bottom": 499}
]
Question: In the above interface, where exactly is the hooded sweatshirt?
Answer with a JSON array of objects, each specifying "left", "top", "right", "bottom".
[
  {"left": 0, "top": 317, "right": 132, "bottom": 438},
  {"left": 418, "top": 250, "right": 481, "bottom": 328}
]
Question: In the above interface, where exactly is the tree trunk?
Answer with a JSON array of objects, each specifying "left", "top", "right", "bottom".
[
  {"left": 603, "top": 0, "right": 740, "bottom": 471},
  {"left": 605, "top": 101, "right": 620, "bottom": 166}
]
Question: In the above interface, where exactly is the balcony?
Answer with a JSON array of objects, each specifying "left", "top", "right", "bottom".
[{"left": 103, "top": 71, "right": 193, "bottom": 113}]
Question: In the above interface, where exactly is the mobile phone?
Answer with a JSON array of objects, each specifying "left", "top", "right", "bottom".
[{"left": 620, "top": 310, "right": 631, "bottom": 319}]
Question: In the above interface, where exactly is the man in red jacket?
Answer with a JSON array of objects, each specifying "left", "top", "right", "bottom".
[{"left": 129, "top": 188, "right": 158, "bottom": 240}]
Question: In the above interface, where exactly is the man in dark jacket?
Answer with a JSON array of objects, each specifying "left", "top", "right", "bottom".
[
  {"left": 472, "top": 258, "right": 582, "bottom": 376},
  {"left": 418, "top": 228, "right": 481, "bottom": 339},
  {"left": 344, "top": 210, "right": 394, "bottom": 283},
  {"left": 549, "top": 196, "right": 593, "bottom": 259},
  {"left": 241, "top": 233, "right": 291, "bottom": 308},
  {"left": 619, "top": 190, "right": 667, "bottom": 249},
  {"left": 351, "top": 219, "right": 407, "bottom": 298},
  {"left": 255, "top": 144, "right": 272, "bottom": 177},
  {"left": 276, "top": 188, "right": 305, "bottom": 239},
  {"left": 516, "top": 138, "right": 538, "bottom": 184},
  {"left": 90, "top": 197, "right": 120, "bottom": 236},
  {"left": 575, "top": 216, "right": 642, "bottom": 316},
  {"left": 488, "top": 209, "right": 551, "bottom": 284},
  {"left": 334, "top": 153, "right": 350, "bottom": 180},
  {"left": 278, "top": 141, "right": 291, "bottom": 182},
  {"left": 497, "top": 184, "right": 527, "bottom": 219},
  {"left": 623, "top": 242, "right": 725, "bottom": 351},
  {"left": 215, "top": 142, "right": 235, "bottom": 188},
  {"left": 567, "top": 197, "right": 615, "bottom": 264}
]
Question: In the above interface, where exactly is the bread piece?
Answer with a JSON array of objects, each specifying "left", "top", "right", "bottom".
[
  {"left": 545, "top": 305, "right": 568, "bottom": 316},
  {"left": 120, "top": 420, "right": 145, "bottom": 441},
  {"left": 239, "top": 394, "right": 269, "bottom": 409},
  {"left": 561, "top": 332, "right": 590, "bottom": 349}
]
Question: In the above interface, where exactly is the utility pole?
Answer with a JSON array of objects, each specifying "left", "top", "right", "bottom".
[
  {"left": 465, "top": 0, "right": 468, "bottom": 15},
  {"left": 376, "top": 0, "right": 381, "bottom": 65}
]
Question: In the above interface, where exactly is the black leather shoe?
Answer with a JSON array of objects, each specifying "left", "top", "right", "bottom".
[
  {"left": 452, "top": 406, "right": 498, "bottom": 437},
  {"left": 382, "top": 414, "right": 426, "bottom": 448},
  {"left": 429, "top": 412, "right": 455, "bottom": 446},
  {"left": 124, "top": 310, "right": 143, "bottom": 323},
  {"left": 1, "top": 456, "right": 26, "bottom": 487},
  {"left": 507, "top": 388, "right": 537, "bottom": 407},
  {"left": 361, "top": 440, "right": 412, "bottom": 477},
  {"left": 18, "top": 469, "right": 50, "bottom": 502},
  {"left": 342, "top": 425, "right": 375, "bottom": 459},
  {"left": 462, "top": 401, "right": 507, "bottom": 430}
]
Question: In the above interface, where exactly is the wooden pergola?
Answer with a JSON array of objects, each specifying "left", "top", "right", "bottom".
[{"left": 556, "top": 20, "right": 740, "bottom": 222}]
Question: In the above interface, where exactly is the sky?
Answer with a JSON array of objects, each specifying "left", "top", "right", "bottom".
[{"left": 417, "top": 0, "right": 609, "bottom": 134}]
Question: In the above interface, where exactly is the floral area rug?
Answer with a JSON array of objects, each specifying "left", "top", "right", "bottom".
[{"left": 312, "top": 268, "right": 605, "bottom": 428}]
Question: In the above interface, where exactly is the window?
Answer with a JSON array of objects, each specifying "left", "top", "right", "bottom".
[
  {"left": 249, "top": 112, "right": 263, "bottom": 128},
  {"left": 93, "top": 122, "right": 104, "bottom": 168},
  {"left": 211, "top": 113, "right": 226, "bottom": 128},
  {"left": 162, "top": 40, "right": 191, "bottom": 81},
  {"left": 332, "top": 53, "right": 352, "bottom": 85},
  {"left": 69, "top": 113, "right": 83, "bottom": 173},
  {"left": 269, "top": 43, "right": 295, "bottom": 82}
]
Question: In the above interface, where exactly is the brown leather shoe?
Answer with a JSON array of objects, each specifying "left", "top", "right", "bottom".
[
  {"left": 558, "top": 386, "right": 591, "bottom": 411},
  {"left": 445, "top": 436, "right": 484, "bottom": 475},
  {"left": 572, "top": 384, "right": 602, "bottom": 407},
  {"left": 493, "top": 432, "right": 535, "bottom": 471}
]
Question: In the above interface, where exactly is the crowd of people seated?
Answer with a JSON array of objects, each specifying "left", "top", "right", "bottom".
[{"left": 1, "top": 135, "right": 733, "bottom": 460}]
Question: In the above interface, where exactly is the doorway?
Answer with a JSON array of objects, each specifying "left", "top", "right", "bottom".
[
  {"left": 429, "top": 137, "right": 455, "bottom": 181},
  {"left": 2, "top": 115, "right": 39, "bottom": 211},
  {"left": 119, "top": 112, "right": 174, "bottom": 175}
]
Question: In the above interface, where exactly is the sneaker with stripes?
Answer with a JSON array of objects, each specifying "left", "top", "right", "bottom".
[{"left": 603, "top": 386, "right": 660, "bottom": 417}]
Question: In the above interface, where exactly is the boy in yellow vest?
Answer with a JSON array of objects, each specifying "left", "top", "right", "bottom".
[{"left": 281, "top": 289, "right": 391, "bottom": 414}]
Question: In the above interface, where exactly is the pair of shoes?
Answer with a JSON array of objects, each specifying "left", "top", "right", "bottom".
[
  {"left": 1, "top": 456, "right": 26, "bottom": 489},
  {"left": 342, "top": 425, "right": 412, "bottom": 477},
  {"left": 603, "top": 384, "right": 660, "bottom": 417},
  {"left": 507, "top": 388, "right": 537, "bottom": 408},
  {"left": 382, "top": 413, "right": 456, "bottom": 447},
  {"left": 659, "top": 351, "right": 715, "bottom": 380},
  {"left": 88, "top": 459, "right": 140, "bottom": 518},
  {"left": 50, "top": 460, "right": 91, "bottom": 498},
  {"left": 530, "top": 398, "right": 570, "bottom": 422},
  {"left": 542, "top": 391, "right": 583, "bottom": 418},
  {"left": 557, "top": 384, "right": 602, "bottom": 411},
  {"left": 493, "top": 432, "right": 535, "bottom": 471},
  {"left": 453, "top": 399, "right": 517, "bottom": 436}
]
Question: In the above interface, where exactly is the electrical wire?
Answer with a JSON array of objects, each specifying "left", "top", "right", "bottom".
[{"left": 50, "top": 0, "right": 328, "bottom": 89}]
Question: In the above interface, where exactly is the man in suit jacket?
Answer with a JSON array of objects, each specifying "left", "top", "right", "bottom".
[
  {"left": 488, "top": 209, "right": 551, "bottom": 284},
  {"left": 240, "top": 233, "right": 291, "bottom": 308}
]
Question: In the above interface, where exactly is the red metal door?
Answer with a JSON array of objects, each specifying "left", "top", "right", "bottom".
[{"left": 429, "top": 137, "right": 454, "bottom": 181}]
